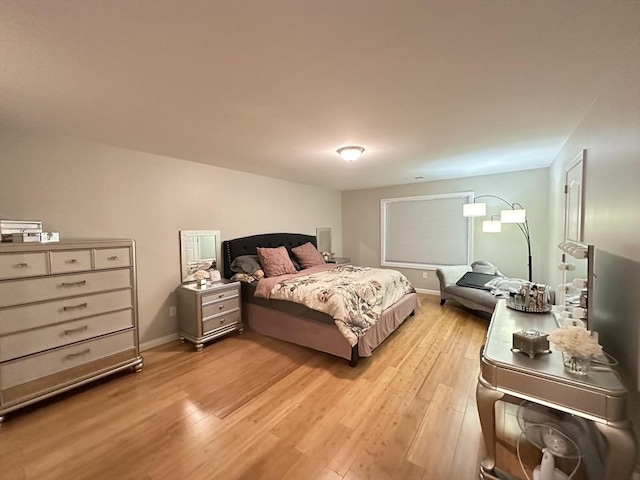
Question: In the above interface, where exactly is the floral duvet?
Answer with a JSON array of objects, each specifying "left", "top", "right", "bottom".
[{"left": 254, "top": 264, "right": 415, "bottom": 346}]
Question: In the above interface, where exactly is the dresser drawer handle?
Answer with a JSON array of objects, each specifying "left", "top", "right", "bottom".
[
  {"left": 60, "top": 280, "right": 87, "bottom": 287},
  {"left": 108, "top": 255, "right": 118, "bottom": 260},
  {"left": 14, "top": 262, "right": 29, "bottom": 268},
  {"left": 66, "top": 259, "right": 79, "bottom": 264},
  {"left": 219, "top": 305, "right": 225, "bottom": 311},
  {"left": 65, "top": 349, "right": 90, "bottom": 360},
  {"left": 218, "top": 293, "right": 225, "bottom": 298},
  {"left": 220, "top": 318, "right": 225, "bottom": 324},
  {"left": 64, "top": 325, "right": 88, "bottom": 335},
  {"left": 63, "top": 302, "right": 88, "bottom": 311}
]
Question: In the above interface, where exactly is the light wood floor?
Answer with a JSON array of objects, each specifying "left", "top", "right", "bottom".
[{"left": 1, "top": 294, "right": 534, "bottom": 480}]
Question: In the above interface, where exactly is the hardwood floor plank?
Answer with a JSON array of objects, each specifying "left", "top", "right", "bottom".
[{"left": 449, "top": 402, "right": 485, "bottom": 480}]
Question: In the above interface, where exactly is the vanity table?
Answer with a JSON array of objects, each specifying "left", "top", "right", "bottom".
[{"left": 477, "top": 300, "right": 637, "bottom": 480}]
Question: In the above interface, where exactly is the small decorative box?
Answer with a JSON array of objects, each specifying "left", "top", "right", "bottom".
[
  {"left": 511, "top": 329, "right": 550, "bottom": 358},
  {"left": 40, "top": 232, "right": 60, "bottom": 243}
]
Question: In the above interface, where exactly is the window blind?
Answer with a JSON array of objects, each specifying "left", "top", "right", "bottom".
[{"left": 381, "top": 192, "right": 472, "bottom": 268}]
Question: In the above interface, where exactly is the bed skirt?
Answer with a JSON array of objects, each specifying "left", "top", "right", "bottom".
[{"left": 242, "top": 292, "right": 419, "bottom": 362}]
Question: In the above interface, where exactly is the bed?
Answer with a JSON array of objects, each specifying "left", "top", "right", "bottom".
[{"left": 222, "top": 233, "right": 419, "bottom": 366}]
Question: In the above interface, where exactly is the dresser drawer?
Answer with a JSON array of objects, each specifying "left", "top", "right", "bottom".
[
  {"left": 0, "top": 269, "right": 132, "bottom": 308},
  {"left": 0, "top": 309, "right": 134, "bottom": 362},
  {"left": 1, "top": 330, "right": 135, "bottom": 390},
  {"left": 0, "top": 252, "right": 48, "bottom": 280},
  {"left": 203, "top": 310, "right": 240, "bottom": 333},
  {"left": 95, "top": 248, "right": 131, "bottom": 270},
  {"left": 202, "top": 297, "right": 239, "bottom": 320},
  {"left": 0, "top": 289, "right": 133, "bottom": 335},
  {"left": 50, "top": 250, "right": 92, "bottom": 274}
]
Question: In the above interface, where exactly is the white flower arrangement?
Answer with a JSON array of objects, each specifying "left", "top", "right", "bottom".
[
  {"left": 548, "top": 326, "right": 602, "bottom": 358},
  {"left": 192, "top": 269, "right": 210, "bottom": 280}
]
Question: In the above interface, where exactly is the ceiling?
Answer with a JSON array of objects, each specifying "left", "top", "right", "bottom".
[{"left": 1, "top": 1, "right": 638, "bottom": 191}]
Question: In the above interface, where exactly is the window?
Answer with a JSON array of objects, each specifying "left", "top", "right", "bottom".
[{"left": 381, "top": 192, "right": 472, "bottom": 268}]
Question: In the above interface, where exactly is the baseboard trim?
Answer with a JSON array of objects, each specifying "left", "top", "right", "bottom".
[
  {"left": 415, "top": 288, "right": 439, "bottom": 296},
  {"left": 140, "top": 333, "right": 179, "bottom": 352}
]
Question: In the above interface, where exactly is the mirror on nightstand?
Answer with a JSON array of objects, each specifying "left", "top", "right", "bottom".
[{"left": 179, "top": 230, "right": 221, "bottom": 283}]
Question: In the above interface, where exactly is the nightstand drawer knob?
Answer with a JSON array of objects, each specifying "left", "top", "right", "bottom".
[
  {"left": 219, "top": 305, "right": 225, "bottom": 310},
  {"left": 218, "top": 293, "right": 224, "bottom": 298},
  {"left": 220, "top": 319, "right": 225, "bottom": 324}
]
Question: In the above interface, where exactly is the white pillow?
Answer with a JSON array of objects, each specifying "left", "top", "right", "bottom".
[{"left": 471, "top": 261, "right": 498, "bottom": 275}]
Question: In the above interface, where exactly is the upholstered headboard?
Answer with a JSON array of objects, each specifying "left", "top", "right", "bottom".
[{"left": 222, "top": 233, "right": 317, "bottom": 279}]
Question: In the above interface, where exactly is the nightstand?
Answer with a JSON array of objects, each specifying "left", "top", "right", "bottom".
[
  {"left": 327, "top": 257, "right": 351, "bottom": 264},
  {"left": 177, "top": 279, "right": 242, "bottom": 351}
]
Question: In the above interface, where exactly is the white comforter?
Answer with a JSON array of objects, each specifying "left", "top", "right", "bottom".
[{"left": 255, "top": 264, "right": 415, "bottom": 346}]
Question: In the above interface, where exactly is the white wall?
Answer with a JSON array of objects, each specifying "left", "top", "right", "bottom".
[
  {"left": 342, "top": 168, "right": 550, "bottom": 292},
  {"left": 0, "top": 130, "right": 343, "bottom": 347},
  {"left": 547, "top": 36, "right": 640, "bottom": 452}
]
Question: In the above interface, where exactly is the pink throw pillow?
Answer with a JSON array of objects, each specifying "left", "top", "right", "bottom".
[
  {"left": 292, "top": 242, "right": 325, "bottom": 269},
  {"left": 256, "top": 246, "right": 297, "bottom": 277}
]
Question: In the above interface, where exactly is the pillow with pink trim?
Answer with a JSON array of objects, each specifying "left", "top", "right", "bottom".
[
  {"left": 256, "top": 246, "right": 297, "bottom": 277},
  {"left": 292, "top": 242, "right": 326, "bottom": 269}
]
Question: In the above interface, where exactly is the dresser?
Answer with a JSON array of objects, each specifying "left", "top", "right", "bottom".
[
  {"left": 0, "top": 239, "right": 143, "bottom": 422},
  {"left": 177, "top": 279, "right": 242, "bottom": 351}
]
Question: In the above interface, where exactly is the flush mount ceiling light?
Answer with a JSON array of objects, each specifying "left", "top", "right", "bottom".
[{"left": 337, "top": 146, "right": 365, "bottom": 162}]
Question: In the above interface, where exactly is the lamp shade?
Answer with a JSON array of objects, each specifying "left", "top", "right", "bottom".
[
  {"left": 501, "top": 209, "right": 526, "bottom": 223},
  {"left": 337, "top": 146, "right": 364, "bottom": 161},
  {"left": 463, "top": 202, "right": 487, "bottom": 217},
  {"left": 482, "top": 220, "right": 502, "bottom": 233}
]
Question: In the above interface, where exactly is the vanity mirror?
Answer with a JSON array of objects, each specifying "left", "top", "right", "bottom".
[
  {"left": 558, "top": 150, "right": 593, "bottom": 327},
  {"left": 179, "top": 230, "right": 221, "bottom": 283}
]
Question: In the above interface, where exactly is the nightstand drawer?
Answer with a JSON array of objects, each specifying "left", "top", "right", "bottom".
[
  {"left": 95, "top": 248, "right": 131, "bottom": 269},
  {"left": 0, "top": 309, "right": 134, "bottom": 362},
  {"left": 0, "top": 252, "right": 48, "bottom": 279},
  {"left": 202, "top": 297, "right": 239, "bottom": 319},
  {"left": 201, "top": 286, "right": 238, "bottom": 304},
  {"left": 50, "top": 250, "right": 92, "bottom": 274},
  {"left": 203, "top": 311, "right": 240, "bottom": 333}
]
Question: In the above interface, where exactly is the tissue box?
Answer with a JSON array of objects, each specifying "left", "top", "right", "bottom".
[{"left": 512, "top": 329, "right": 550, "bottom": 358}]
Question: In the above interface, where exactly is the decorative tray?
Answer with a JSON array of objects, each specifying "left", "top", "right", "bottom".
[{"left": 506, "top": 299, "right": 552, "bottom": 313}]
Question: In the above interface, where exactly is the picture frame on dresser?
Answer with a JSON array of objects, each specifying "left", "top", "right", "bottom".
[{"left": 0, "top": 239, "right": 144, "bottom": 422}]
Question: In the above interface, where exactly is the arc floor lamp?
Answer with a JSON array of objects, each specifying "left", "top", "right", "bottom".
[{"left": 463, "top": 194, "right": 532, "bottom": 282}]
